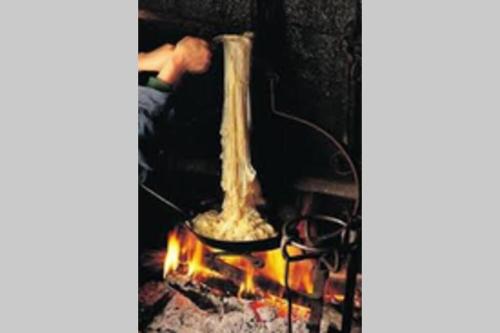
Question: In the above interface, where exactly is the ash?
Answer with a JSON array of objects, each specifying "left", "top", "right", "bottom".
[
  {"left": 140, "top": 279, "right": 361, "bottom": 333},
  {"left": 141, "top": 281, "right": 311, "bottom": 333}
]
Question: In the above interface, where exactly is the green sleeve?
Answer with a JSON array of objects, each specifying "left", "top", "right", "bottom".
[{"left": 146, "top": 77, "right": 173, "bottom": 93}]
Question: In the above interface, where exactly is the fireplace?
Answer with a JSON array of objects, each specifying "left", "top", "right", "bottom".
[
  {"left": 139, "top": 108, "right": 361, "bottom": 332},
  {"left": 140, "top": 213, "right": 360, "bottom": 332},
  {"left": 138, "top": 0, "right": 361, "bottom": 332}
]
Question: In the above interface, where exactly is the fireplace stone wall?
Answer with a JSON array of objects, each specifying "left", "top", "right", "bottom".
[{"left": 139, "top": 0, "right": 361, "bottom": 163}]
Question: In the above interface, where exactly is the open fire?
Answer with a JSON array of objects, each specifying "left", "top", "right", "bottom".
[
  {"left": 139, "top": 216, "right": 361, "bottom": 333},
  {"left": 161, "top": 225, "right": 349, "bottom": 320},
  {"left": 163, "top": 227, "right": 314, "bottom": 294}
]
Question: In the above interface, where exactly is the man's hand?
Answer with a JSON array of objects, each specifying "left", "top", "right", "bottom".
[
  {"left": 173, "top": 37, "right": 212, "bottom": 74},
  {"left": 139, "top": 37, "right": 212, "bottom": 85},
  {"left": 157, "top": 36, "right": 212, "bottom": 84}
]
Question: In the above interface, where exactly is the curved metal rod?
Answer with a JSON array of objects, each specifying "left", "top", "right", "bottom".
[
  {"left": 269, "top": 75, "right": 361, "bottom": 216},
  {"left": 283, "top": 214, "right": 349, "bottom": 253}
]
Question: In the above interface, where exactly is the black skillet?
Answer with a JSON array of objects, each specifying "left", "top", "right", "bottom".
[{"left": 141, "top": 184, "right": 282, "bottom": 253}]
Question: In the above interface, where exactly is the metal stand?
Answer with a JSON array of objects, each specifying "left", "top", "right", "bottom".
[
  {"left": 281, "top": 214, "right": 360, "bottom": 333},
  {"left": 340, "top": 246, "right": 360, "bottom": 333}
]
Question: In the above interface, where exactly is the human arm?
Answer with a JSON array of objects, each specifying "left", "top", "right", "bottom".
[
  {"left": 138, "top": 37, "right": 212, "bottom": 184},
  {"left": 139, "top": 85, "right": 174, "bottom": 184},
  {"left": 138, "top": 36, "right": 212, "bottom": 84}
]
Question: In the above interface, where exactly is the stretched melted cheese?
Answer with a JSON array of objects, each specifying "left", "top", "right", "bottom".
[{"left": 192, "top": 33, "right": 277, "bottom": 241}]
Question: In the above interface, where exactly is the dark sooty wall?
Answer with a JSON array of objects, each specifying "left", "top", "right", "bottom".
[{"left": 139, "top": 0, "right": 361, "bottom": 164}]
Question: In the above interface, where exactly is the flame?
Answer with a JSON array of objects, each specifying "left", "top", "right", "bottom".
[
  {"left": 218, "top": 255, "right": 257, "bottom": 297},
  {"left": 163, "top": 229, "right": 180, "bottom": 277},
  {"left": 186, "top": 233, "right": 204, "bottom": 277},
  {"left": 289, "top": 259, "right": 315, "bottom": 294},
  {"left": 163, "top": 228, "right": 222, "bottom": 280},
  {"left": 238, "top": 260, "right": 256, "bottom": 297},
  {"left": 260, "top": 247, "right": 314, "bottom": 294},
  {"left": 159, "top": 226, "right": 356, "bottom": 326},
  {"left": 261, "top": 249, "right": 286, "bottom": 286},
  {"left": 162, "top": 226, "right": 329, "bottom": 302}
]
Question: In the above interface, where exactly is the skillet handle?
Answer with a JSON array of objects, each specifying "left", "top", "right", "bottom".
[{"left": 140, "top": 184, "right": 189, "bottom": 219}]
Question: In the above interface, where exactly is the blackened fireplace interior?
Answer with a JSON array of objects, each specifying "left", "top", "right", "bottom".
[{"left": 139, "top": 1, "right": 361, "bottom": 332}]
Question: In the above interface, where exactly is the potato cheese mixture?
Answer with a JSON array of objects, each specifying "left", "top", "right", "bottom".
[{"left": 192, "top": 33, "right": 277, "bottom": 241}]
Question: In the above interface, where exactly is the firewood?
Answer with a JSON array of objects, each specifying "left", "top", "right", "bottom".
[
  {"left": 154, "top": 255, "right": 360, "bottom": 332},
  {"left": 166, "top": 274, "right": 223, "bottom": 313},
  {"left": 204, "top": 253, "right": 245, "bottom": 281}
]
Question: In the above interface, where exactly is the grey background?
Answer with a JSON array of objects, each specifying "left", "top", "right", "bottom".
[
  {"left": 363, "top": 1, "right": 500, "bottom": 331},
  {"left": 0, "top": 0, "right": 138, "bottom": 332},
  {"left": 0, "top": 1, "right": 499, "bottom": 333}
]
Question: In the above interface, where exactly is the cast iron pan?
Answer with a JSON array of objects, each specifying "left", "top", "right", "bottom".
[
  {"left": 184, "top": 204, "right": 281, "bottom": 253},
  {"left": 141, "top": 184, "right": 281, "bottom": 253}
]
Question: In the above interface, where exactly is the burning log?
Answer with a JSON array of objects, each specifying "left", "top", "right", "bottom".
[
  {"left": 204, "top": 253, "right": 289, "bottom": 298},
  {"left": 167, "top": 273, "right": 228, "bottom": 313},
  {"left": 204, "top": 253, "right": 322, "bottom": 309},
  {"left": 162, "top": 249, "right": 336, "bottom": 310},
  {"left": 140, "top": 278, "right": 359, "bottom": 333},
  {"left": 150, "top": 224, "right": 361, "bottom": 333},
  {"left": 204, "top": 253, "right": 244, "bottom": 282},
  {"left": 155, "top": 277, "right": 312, "bottom": 333},
  {"left": 141, "top": 261, "right": 360, "bottom": 333}
]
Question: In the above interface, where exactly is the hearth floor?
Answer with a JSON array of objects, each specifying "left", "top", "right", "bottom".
[{"left": 140, "top": 281, "right": 361, "bottom": 333}]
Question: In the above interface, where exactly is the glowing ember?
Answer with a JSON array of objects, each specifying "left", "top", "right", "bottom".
[
  {"left": 332, "top": 294, "right": 345, "bottom": 302},
  {"left": 265, "top": 294, "right": 311, "bottom": 319}
]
